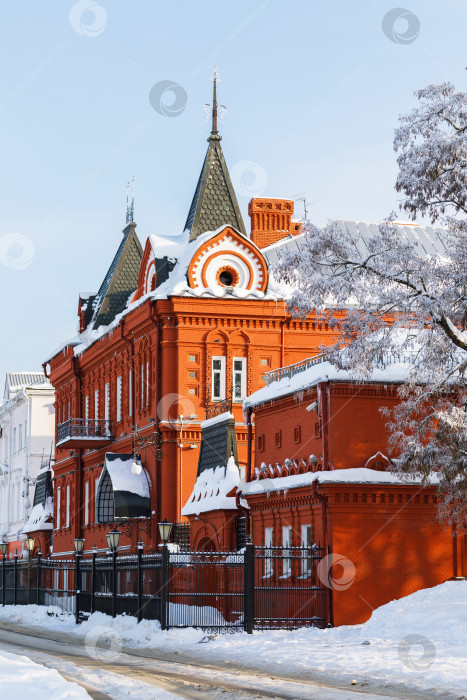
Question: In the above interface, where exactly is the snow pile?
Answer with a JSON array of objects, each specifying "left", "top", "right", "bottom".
[
  {"left": 0, "top": 647, "right": 89, "bottom": 698},
  {"left": 23, "top": 496, "right": 53, "bottom": 533},
  {"left": 1, "top": 581, "right": 467, "bottom": 695},
  {"left": 182, "top": 456, "right": 247, "bottom": 516},
  {"left": 200, "top": 411, "right": 233, "bottom": 429}
]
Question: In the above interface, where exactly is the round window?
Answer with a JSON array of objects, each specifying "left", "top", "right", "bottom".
[{"left": 219, "top": 270, "right": 233, "bottom": 286}]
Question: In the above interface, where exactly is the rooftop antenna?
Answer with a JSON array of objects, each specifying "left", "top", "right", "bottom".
[{"left": 293, "top": 192, "right": 311, "bottom": 220}]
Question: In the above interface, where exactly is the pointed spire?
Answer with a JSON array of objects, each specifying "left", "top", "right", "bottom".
[
  {"left": 125, "top": 181, "right": 130, "bottom": 225},
  {"left": 184, "top": 68, "right": 246, "bottom": 241}
]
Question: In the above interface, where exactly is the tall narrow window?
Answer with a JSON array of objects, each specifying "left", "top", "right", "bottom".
[
  {"left": 128, "top": 370, "right": 132, "bottom": 417},
  {"left": 97, "top": 471, "right": 115, "bottom": 523},
  {"left": 56, "top": 486, "right": 61, "bottom": 530},
  {"left": 84, "top": 395, "right": 89, "bottom": 421},
  {"left": 13, "top": 428, "right": 16, "bottom": 454},
  {"left": 94, "top": 389, "right": 99, "bottom": 419},
  {"left": 232, "top": 358, "right": 246, "bottom": 402},
  {"left": 146, "top": 361, "right": 150, "bottom": 407},
  {"left": 264, "top": 526, "right": 273, "bottom": 577},
  {"left": 140, "top": 363, "right": 144, "bottom": 410},
  {"left": 84, "top": 481, "right": 89, "bottom": 526},
  {"left": 301, "top": 524, "right": 312, "bottom": 576},
  {"left": 17, "top": 482, "right": 20, "bottom": 520},
  {"left": 94, "top": 477, "right": 100, "bottom": 523},
  {"left": 66, "top": 484, "right": 70, "bottom": 529},
  {"left": 116, "top": 376, "right": 122, "bottom": 423},
  {"left": 18, "top": 424, "right": 22, "bottom": 451},
  {"left": 24, "top": 419, "right": 27, "bottom": 450},
  {"left": 212, "top": 356, "right": 226, "bottom": 401},
  {"left": 282, "top": 526, "right": 292, "bottom": 577}
]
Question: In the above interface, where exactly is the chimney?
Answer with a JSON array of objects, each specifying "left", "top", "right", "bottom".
[{"left": 248, "top": 198, "right": 302, "bottom": 249}]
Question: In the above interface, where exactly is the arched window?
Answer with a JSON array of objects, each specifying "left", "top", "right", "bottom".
[{"left": 97, "top": 470, "right": 114, "bottom": 523}]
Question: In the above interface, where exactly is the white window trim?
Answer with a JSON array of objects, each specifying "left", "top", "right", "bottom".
[
  {"left": 116, "top": 376, "right": 122, "bottom": 423},
  {"left": 94, "top": 389, "right": 99, "bottom": 420},
  {"left": 84, "top": 481, "right": 89, "bottom": 527},
  {"left": 128, "top": 370, "right": 132, "bottom": 417},
  {"left": 66, "top": 484, "right": 70, "bottom": 529},
  {"left": 264, "top": 526, "right": 273, "bottom": 578},
  {"left": 232, "top": 357, "right": 247, "bottom": 402},
  {"left": 212, "top": 356, "right": 226, "bottom": 401},
  {"left": 104, "top": 383, "right": 110, "bottom": 422},
  {"left": 281, "top": 525, "right": 292, "bottom": 578},
  {"left": 301, "top": 524, "right": 312, "bottom": 577},
  {"left": 56, "top": 486, "right": 61, "bottom": 530}
]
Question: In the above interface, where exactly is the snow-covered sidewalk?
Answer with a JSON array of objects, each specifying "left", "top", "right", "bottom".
[
  {"left": 0, "top": 580, "right": 465, "bottom": 697},
  {"left": 0, "top": 647, "right": 89, "bottom": 699}
]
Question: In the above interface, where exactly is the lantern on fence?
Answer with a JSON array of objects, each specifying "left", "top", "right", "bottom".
[
  {"left": 0, "top": 542, "right": 7, "bottom": 557},
  {"left": 158, "top": 519, "right": 173, "bottom": 543},
  {"left": 25, "top": 536, "right": 35, "bottom": 553},
  {"left": 106, "top": 529, "right": 121, "bottom": 551},
  {"left": 74, "top": 538, "right": 85, "bottom": 554}
]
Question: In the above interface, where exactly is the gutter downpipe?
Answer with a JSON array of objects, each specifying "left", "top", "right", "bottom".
[
  {"left": 6, "top": 405, "right": 13, "bottom": 544},
  {"left": 71, "top": 356, "right": 83, "bottom": 542},
  {"left": 23, "top": 389, "right": 32, "bottom": 526},
  {"left": 312, "top": 478, "right": 332, "bottom": 626},
  {"left": 245, "top": 407, "right": 253, "bottom": 483},
  {"left": 42, "top": 362, "right": 50, "bottom": 380},
  {"left": 280, "top": 317, "right": 286, "bottom": 367},
  {"left": 119, "top": 319, "right": 135, "bottom": 422},
  {"left": 148, "top": 301, "right": 162, "bottom": 545}
]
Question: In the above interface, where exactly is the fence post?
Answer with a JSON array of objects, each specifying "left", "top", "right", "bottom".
[
  {"left": 36, "top": 550, "right": 41, "bottom": 606},
  {"left": 75, "top": 552, "right": 81, "bottom": 624},
  {"left": 137, "top": 541, "right": 143, "bottom": 623},
  {"left": 27, "top": 554, "right": 31, "bottom": 605},
  {"left": 91, "top": 548, "right": 96, "bottom": 614},
  {"left": 1, "top": 555, "right": 5, "bottom": 606},
  {"left": 244, "top": 542, "right": 255, "bottom": 634},
  {"left": 112, "top": 548, "right": 117, "bottom": 618},
  {"left": 160, "top": 544, "right": 168, "bottom": 630},
  {"left": 13, "top": 551, "right": 18, "bottom": 606}
]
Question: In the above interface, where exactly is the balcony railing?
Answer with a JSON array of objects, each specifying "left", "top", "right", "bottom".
[{"left": 57, "top": 418, "right": 115, "bottom": 448}]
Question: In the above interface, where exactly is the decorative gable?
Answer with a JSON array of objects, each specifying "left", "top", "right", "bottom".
[{"left": 187, "top": 227, "right": 268, "bottom": 294}]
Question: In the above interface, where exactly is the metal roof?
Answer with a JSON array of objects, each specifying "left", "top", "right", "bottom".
[
  {"left": 262, "top": 220, "right": 449, "bottom": 267},
  {"left": 4, "top": 372, "right": 51, "bottom": 401}
]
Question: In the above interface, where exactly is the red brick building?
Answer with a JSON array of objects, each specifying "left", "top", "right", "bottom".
[
  {"left": 38, "top": 77, "right": 336, "bottom": 556},
  {"left": 182, "top": 353, "right": 466, "bottom": 626}
]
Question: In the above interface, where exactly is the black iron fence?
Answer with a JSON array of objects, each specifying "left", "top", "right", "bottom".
[{"left": 0, "top": 544, "right": 328, "bottom": 632}]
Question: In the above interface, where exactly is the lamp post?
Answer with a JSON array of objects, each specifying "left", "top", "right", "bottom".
[
  {"left": 0, "top": 542, "right": 7, "bottom": 606},
  {"left": 106, "top": 529, "right": 121, "bottom": 618},
  {"left": 158, "top": 520, "right": 172, "bottom": 631},
  {"left": 25, "top": 536, "right": 35, "bottom": 605},
  {"left": 74, "top": 537, "right": 85, "bottom": 624}
]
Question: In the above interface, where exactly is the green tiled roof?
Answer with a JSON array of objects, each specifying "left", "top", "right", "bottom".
[{"left": 185, "top": 136, "right": 246, "bottom": 241}]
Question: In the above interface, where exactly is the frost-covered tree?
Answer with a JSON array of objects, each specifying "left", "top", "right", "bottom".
[{"left": 275, "top": 82, "right": 467, "bottom": 526}]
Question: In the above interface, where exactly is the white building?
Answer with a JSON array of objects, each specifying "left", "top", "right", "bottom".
[{"left": 0, "top": 373, "right": 55, "bottom": 554}]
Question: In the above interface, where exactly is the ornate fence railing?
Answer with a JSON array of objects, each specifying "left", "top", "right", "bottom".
[
  {"left": 57, "top": 418, "right": 114, "bottom": 446},
  {"left": 0, "top": 544, "right": 328, "bottom": 632}
]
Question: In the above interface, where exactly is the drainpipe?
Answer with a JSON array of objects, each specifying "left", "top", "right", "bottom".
[
  {"left": 71, "top": 357, "right": 83, "bottom": 542},
  {"left": 42, "top": 362, "right": 49, "bottom": 380},
  {"left": 235, "top": 490, "right": 250, "bottom": 542},
  {"left": 148, "top": 300, "right": 162, "bottom": 543},
  {"left": 312, "top": 479, "right": 332, "bottom": 626},
  {"left": 6, "top": 405, "right": 13, "bottom": 543},
  {"left": 119, "top": 319, "right": 135, "bottom": 421},
  {"left": 280, "top": 318, "right": 286, "bottom": 367},
  {"left": 23, "top": 389, "right": 32, "bottom": 525},
  {"left": 245, "top": 406, "right": 253, "bottom": 483},
  {"left": 318, "top": 382, "right": 330, "bottom": 470}
]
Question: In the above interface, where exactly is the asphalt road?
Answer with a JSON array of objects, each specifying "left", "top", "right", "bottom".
[{"left": 0, "top": 624, "right": 449, "bottom": 700}]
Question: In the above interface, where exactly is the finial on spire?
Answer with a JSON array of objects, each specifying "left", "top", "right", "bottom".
[
  {"left": 125, "top": 177, "right": 135, "bottom": 225},
  {"left": 203, "top": 67, "right": 226, "bottom": 142}
]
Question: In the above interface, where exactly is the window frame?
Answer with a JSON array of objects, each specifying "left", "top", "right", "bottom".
[
  {"left": 212, "top": 356, "right": 226, "bottom": 401},
  {"left": 232, "top": 357, "right": 247, "bottom": 402}
]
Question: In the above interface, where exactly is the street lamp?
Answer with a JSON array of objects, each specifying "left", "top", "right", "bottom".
[
  {"left": 25, "top": 536, "right": 35, "bottom": 554},
  {"left": 74, "top": 537, "right": 85, "bottom": 624},
  {"left": 106, "top": 530, "right": 121, "bottom": 619},
  {"left": 0, "top": 542, "right": 6, "bottom": 607},
  {"left": 25, "top": 536, "right": 35, "bottom": 605},
  {"left": 74, "top": 538, "right": 85, "bottom": 554},
  {"left": 106, "top": 529, "right": 121, "bottom": 551},
  {"left": 158, "top": 519, "right": 173, "bottom": 543}
]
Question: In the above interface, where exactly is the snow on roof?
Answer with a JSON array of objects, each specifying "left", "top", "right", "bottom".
[
  {"left": 23, "top": 497, "right": 54, "bottom": 533},
  {"left": 182, "top": 456, "right": 247, "bottom": 516},
  {"left": 3, "top": 372, "right": 51, "bottom": 401},
  {"left": 244, "top": 352, "right": 416, "bottom": 409},
  {"left": 200, "top": 411, "right": 234, "bottom": 430},
  {"left": 241, "top": 467, "right": 439, "bottom": 496},
  {"left": 104, "top": 453, "right": 149, "bottom": 498}
]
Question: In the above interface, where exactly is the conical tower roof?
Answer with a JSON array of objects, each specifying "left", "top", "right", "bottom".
[{"left": 184, "top": 69, "right": 246, "bottom": 241}]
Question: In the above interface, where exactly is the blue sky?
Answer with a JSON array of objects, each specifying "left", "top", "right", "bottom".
[{"left": 0, "top": 0, "right": 465, "bottom": 382}]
